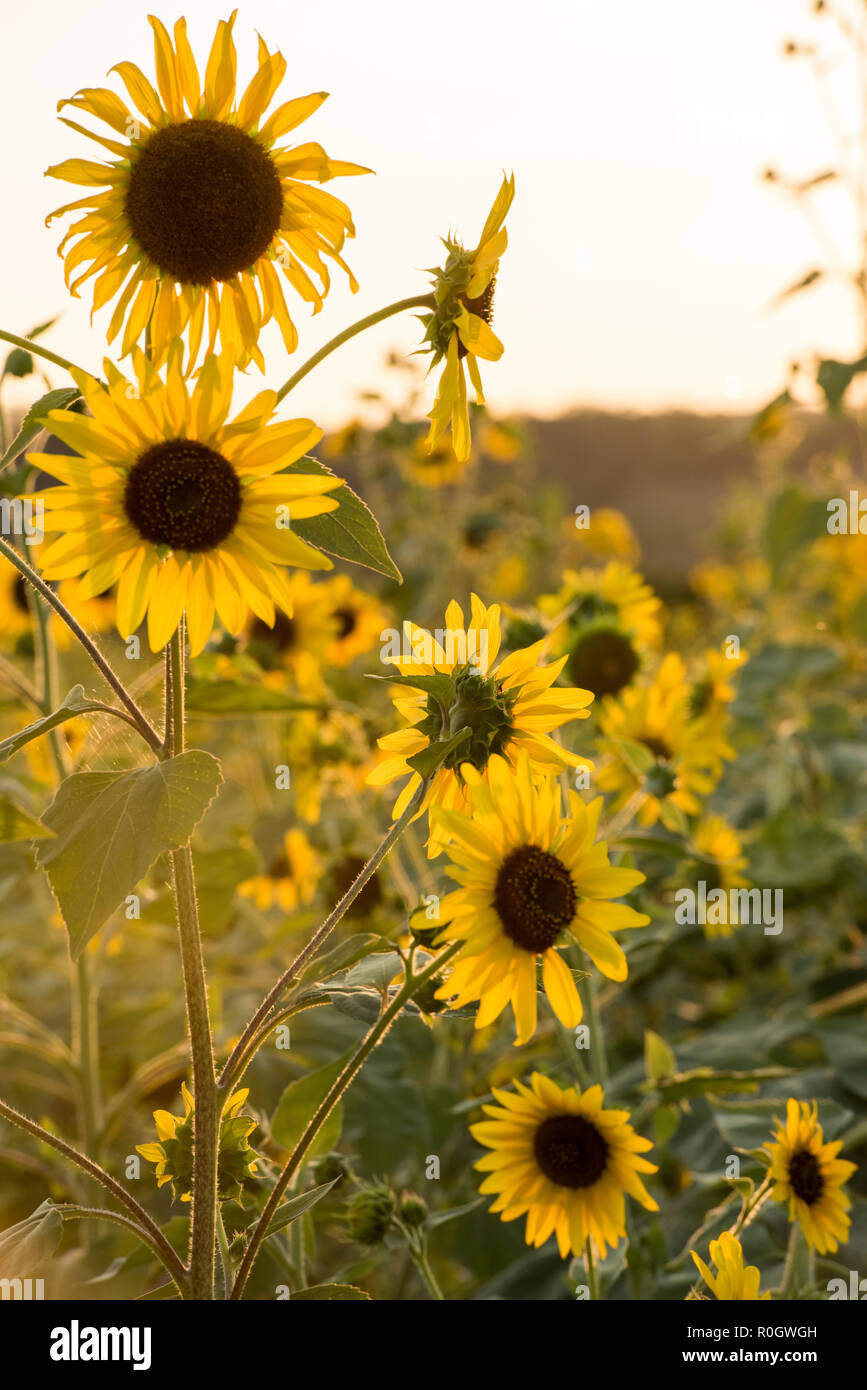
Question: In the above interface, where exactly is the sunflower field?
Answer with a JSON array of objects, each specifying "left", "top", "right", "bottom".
[{"left": 0, "top": 6, "right": 865, "bottom": 1334}]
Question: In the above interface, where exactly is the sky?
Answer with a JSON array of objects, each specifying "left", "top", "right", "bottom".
[{"left": 1, "top": 0, "right": 863, "bottom": 427}]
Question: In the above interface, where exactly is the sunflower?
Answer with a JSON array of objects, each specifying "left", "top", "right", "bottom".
[
  {"left": 470, "top": 1072, "right": 658, "bottom": 1260},
  {"left": 431, "top": 752, "right": 649, "bottom": 1044},
  {"left": 27, "top": 347, "right": 341, "bottom": 656},
  {"left": 47, "top": 14, "right": 370, "bottom": 369},
  {"left": 595, "top": 653, "right": 727, "bottom": 830},
  {"left": 322, "top": 573, "right": 387, "bottom": 667},
  {"left": 367, "top": 594, "right": 594, "bottom": 856},
  {"left": 420, "top": 175, "right": 515, "bottom": 462},
  {"left": 403, "top": 432, "right": 471, "bottom": 488},
  {"left": 539, "top": 562, "right": 662, "bottom": 699},
  {"left": 0, "top": 557, "right": 34, "bottom": 644},
  {"left": 137, "top": 1082, "right": 259, "bottom": 1203},
  {"left": 690, "top": 1232, "right": 770, "bottom": 1301},
  {"left": 690, "top": 814, "right": 749, "bottom": 938},
  {"left": 238, "top": 827, "right": 321, "bottom": 913},
  {"left": 245, "top": 571, "right": 334, "bottom": 693},
  {"left": 563, "top": 507, "right": 641, "bottom": 566},
  {"left": 767, "top": 1099, "right": 857, "bottom": 1255}
]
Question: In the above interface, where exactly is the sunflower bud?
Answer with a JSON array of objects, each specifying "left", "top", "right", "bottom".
[{"left": 345, "top": 1183, "right": 395, "bottom": 1245}]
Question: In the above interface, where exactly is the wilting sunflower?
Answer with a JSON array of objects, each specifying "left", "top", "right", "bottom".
[
  {"left": 137, "top": 1082, "right": 259, "bottom": 1203},
  {"left": 690, "top": 1232, "right": 770, "bottom": 1301},
  {"left": 238, "top": 827, "right": 321, "bottom": 913},
  {"left": 28, "top": 347, "right": 340, "bottom": 655},
  {"left": 767, "top": 1099, "right": 857, "bottom": 1255},
  {"left": 539, "top": 562, "right": 662, "bottom": 699},
  {"left": 431, "top": 753, "right": 649, "bottom": 1044},
  {"left": 367, "top": 593, "right": 594, "bottom": 856},
  {"left": 420, "top": 175, "right": 515, "bottom": 462},
  {"left": 471, "top": 1072, "right": 658, "bottom": 1259},
  {"left": 595, "top": 653, "right": 727, "bottom": 830},
  {"left": 47, "top": 14, "right": 370, "bottom": 369}
]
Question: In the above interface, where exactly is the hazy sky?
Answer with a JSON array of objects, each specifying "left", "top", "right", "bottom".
[{"left": 1, "top": 0, "right": 863, "bottom": 426}]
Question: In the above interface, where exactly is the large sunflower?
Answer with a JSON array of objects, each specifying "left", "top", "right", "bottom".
[
  {"left": 432, "top": 752, "right": 649, "bottom": 1044},
  {"left": 470, "top": 1072, "right": 658, "bottom": 1260},
  {"left": 767, "top": 1099, "right": 857, "bottom": 1255},
  {"left": 420, "top": 175, "right": 515, "bottom": 462},
  {"left": 27, "top": 347, "right": 340, "bottom": 655},
  {"left": 367, "top": 594, "right": 594, "bottom": 856},
  {"left": 47, "top": 14, "right": 370, "bottom": 369},
  {"left": 690, "top": 1232, "right": 770, "bottom": 1301},
  {"left": 595, "top": 653, "right": 727, "bottom": 829}
]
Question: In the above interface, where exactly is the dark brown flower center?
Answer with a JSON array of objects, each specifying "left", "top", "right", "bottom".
[
  {"left": 493, "top": 845, "right": 576, "bottom": 952},
  {"left": 251, "top": 609, "right": 298, "bottom": 653},
  {"left": 333, "top": 606, "right": 357, "bottom": 639},
  {"left": 12, "top": 575, "right": 30, "bottom": 614},
  {"left": 124, "top": 439, "right": 241, "bottom": 551},
  {"left": 457, "top": 276, "right": 496, "bottom": 359},
  {"left": 533, "top": 1113, "right": 610, "bottom": 1189},
  {"left": 125, "top": 119, "right": 283, "bottom": 284},
  {"left": 569, "top": 628, "right": 639, "bottom": 698},
  {"left": 788, "top": 1148, "right": 824, "bottom": 1206},
  {"left": 641, "top": 735, "right": 672, "bottom": 761}
]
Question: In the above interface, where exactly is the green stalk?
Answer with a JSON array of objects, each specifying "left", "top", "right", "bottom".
[
  {"left": 166, "top": 622, "right": 219, "bottom": 1300},
  {"left": 584, "top": 1236, "right": 600, "bottom": 1300},
  {"left": 274, "top": 295, "right": 435, "bottom": 403},
  {"left": 0, "top": 327, "right": 93, "bottom": 381},
  {"left": 584, "top": 973, "right": 609, "bottom": 1087},
  {"left": 230, "top": 942, "right": 460, "bottom": 1299},
  {"left": 220, "top": 780, "right": 430, "bottom": 1090}
]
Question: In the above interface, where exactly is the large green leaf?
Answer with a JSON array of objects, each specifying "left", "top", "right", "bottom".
[
  {"left": 0, "top": 387, "right": 81, "bottom": 471},
  {"left": 35, "top": 750, "right": 223, "bottom": 957},
  {"left": 271, "top": 1050, "right": 353, "bottom": 1161},
  {"left": 287, "top": 456, "right": 401, "bottom": 582},
  {"left": 0, "top": 794, "right": 53, "bottom": 841},
  {"left": 0, "top": 685, "right": 108, "bottom": 763}
]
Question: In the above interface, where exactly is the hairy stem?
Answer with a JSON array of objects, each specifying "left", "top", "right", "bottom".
[
  {"left": 0, "top": 537, "right": 161, "bottom": 752},
  {"left": 274, "top": 295, "right": 435, "bottom": 403},
  {"left": 219, "top": 783, "right": 429, "bottom": 1090},
  {"left": 230, "top": 942, "right": 460, "bottom": 1299}
]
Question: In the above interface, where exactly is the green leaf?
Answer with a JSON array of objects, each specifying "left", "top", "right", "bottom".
[
  {"left": 186, "top": 679, "right": 326, "bottom": 715},
  {"left": 262, "top": 1179, "right": 338, "bottom": 1239},
  {"left": 407, "top": 725, "right": 471, "bottom": 777},
  {"left": 290, "top": 1283, "right": 371, "bottom": 1300},
  {"left": 271, "top": 1051, "right": 352, "bottom": 1161},
  {"left": 0, "top": 1201, "right": 62, "bottom": 1278},
  {"left": 817, "top": 352, "right": 867, "bottom": 412},
  {"left": 287, "top": 456, "right": 401, "bottom": 582},
  {"left": 35, "top": 750, "right": 223, "bottom": 958},
  {"left": 0, "top": 794, "right": 53, "bottom": 841},
  {"left": 368, "top": 672, "right": 456, "bottom": 706},
  {"left": 0, "top": 685, "right": 106, "bottom": 763},
  {"left": 645, "top": 1029, "right": 676, "bottom": 1084},
  {"left": 762, "top": 486, "right": 829, "bottom": 577},
  {"left": 0, "top": 387, "right": 81, "bottom": 471},
  {"left": 642, "top": 1066, "right": 790, "bottom": 1103},
  {"left": 300, "top": 933, "right": 392, "bottom": 986}
]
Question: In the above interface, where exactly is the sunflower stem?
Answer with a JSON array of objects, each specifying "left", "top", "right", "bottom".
[
  {"left": 274, "top": 295, "right": 436, "bottom": 403},
  {"left": 167, "top": 623, "right": 219, "bottom": 1300},
  {"left": 0, "top": 1096, "right": 187, "bottom": 1286},
  {"left": 0, "top": 537, "right": 162, "bottom": 752},
  {"left": 584, "top": 973, "right": 609, "bottom": 1087},
  {"left": 230, "top": 941, "right": 461, "bottom": 1300},
  {"left": 219, "top": 778, "right": 431, "bottom": 1090},
  {"left": 584, "top": 1236, "right": 600, "bottom": 1300}
]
